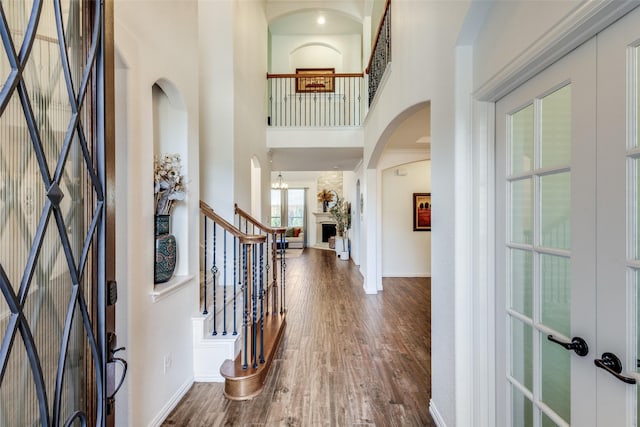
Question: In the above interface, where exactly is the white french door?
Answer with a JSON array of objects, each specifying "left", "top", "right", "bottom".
[{"left": 496, "top": 6, "right": 640, "bottom": 426}]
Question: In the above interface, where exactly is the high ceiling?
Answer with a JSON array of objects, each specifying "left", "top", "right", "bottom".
[
  {"left": 266, "top": 0, "right": 367, "bottom": 26},
  {"left": 269, "top": 9, "right": 363, "bottom": 35},
  {"left": 265, "top": 1, "right": 430, "bottom": 173}
]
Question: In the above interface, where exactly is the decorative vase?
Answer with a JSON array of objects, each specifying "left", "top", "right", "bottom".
[
  {"left": 323, "top": 201, "right": 328, "bottom": 212},
  {"left": 154, "top": 214, "right": 177, "bottom": 284}
]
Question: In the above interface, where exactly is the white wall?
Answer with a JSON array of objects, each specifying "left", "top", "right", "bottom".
[
  {"left": 370, "top": 0, "right": 387, "bottom": 45},
  {"left": 198, "top": 1, "right": 235, "bottom": 220},
  {"left": 271, "top": 34, "right": 362, "bottom": 72},
  {"left": 472, "top": 1, "right": 579, "bottom": 91},
  {"left": 381, "top": 159, "right": 430, "bottom": 277},
  {"left": 361, "top": 1, "right": 470, "bottom": 425},
  {"left": 233, "top": 0, "right": 270, "bottom": 217},
  {"left": 114, "top": 2, "right": 200, "bottom": 426}
]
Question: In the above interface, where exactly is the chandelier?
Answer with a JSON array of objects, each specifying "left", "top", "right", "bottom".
[{"left": 272, "top": 172, "right": 288, "bottom": 189}]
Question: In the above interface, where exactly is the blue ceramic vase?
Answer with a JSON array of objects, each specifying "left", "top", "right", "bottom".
[{"left": 154, "top": 215, "right": 177, "bottom": 284}]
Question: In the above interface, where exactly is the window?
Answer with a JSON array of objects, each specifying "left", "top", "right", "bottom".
[
  {"left": 287, "top": 189, "right": 305, "bottom": 227},
  {"left": 271, "top": 189, "right": 282, "bottom": 227},
  {"left": 270, "top": 188, "right": 306, "bottom": 229}
]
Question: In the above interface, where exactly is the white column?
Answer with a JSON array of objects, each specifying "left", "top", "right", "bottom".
[{"left": 363, "top": 168, "right": 380, "bottom": 294}]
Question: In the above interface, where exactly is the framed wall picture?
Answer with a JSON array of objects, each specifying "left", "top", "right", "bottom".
[
  {"left": 413, "top": 193, "right": 431, "bottom": 231},
  {"left": 296, "top": 68, "right": 335, "bottom": 93}
]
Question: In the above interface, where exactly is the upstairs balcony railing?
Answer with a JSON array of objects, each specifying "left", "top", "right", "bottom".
[
  {"left": 366, "top": 0, "right": 391, "bottom": 106},
  {"left": 267, "top": 72, "right": 364, "bottom": 127}
]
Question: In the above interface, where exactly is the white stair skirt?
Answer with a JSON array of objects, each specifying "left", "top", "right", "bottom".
[{"left": 192, "top": 287, "right": 244, "bottom": 382}]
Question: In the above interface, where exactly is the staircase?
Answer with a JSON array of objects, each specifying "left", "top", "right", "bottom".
[{"left": 195, "top": 201, "right": 287, "bottom": 399}]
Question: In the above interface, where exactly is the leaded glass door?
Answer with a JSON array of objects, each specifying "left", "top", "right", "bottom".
[{"left": 0, "top": 1, "right": 113, "bottom": 425}]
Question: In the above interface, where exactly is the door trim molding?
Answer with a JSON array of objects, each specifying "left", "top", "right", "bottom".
[{"left": 474, "top": 0, "right": 639, "bottom": 102}]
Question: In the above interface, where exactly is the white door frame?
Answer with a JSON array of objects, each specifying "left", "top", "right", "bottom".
[{"left": 460, "top": 2, "right": 640, "bottom": 427}]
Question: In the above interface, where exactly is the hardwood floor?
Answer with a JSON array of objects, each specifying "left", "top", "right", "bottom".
[{"left": 162, "top": 248, "right": 433, "bottom": 426}]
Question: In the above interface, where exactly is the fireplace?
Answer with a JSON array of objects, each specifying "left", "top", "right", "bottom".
[
  {"left": 322, "top": 224, "right": 336, "bottom": 242},
  {"left": 312, "top": 212, "right": 337, "bottom": 246}
]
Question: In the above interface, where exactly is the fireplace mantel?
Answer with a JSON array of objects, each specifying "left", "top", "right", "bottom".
[
  {"left": 312, "top": 212, "right": 336, "bottom": 223},
  {"left": 312, "top": 212, "right": 336, "bottom": 245}
]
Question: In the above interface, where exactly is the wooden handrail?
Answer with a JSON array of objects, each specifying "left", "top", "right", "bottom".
[
  {"left": 366, "top": 0, "right": 391, "bottom": 74},
  {"left": 234, "top": 204, "right": 286, "bottom": 235},
  {"left": 266, "top": 72, "right": 364, "bottom": 79},
  {"left": 200, "top": 200, "right": 266, "bottom": 244}
]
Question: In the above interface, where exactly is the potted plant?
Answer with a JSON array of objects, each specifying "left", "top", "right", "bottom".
[{"left": 329, "top": 197, "right": 351, "bottom": 260}]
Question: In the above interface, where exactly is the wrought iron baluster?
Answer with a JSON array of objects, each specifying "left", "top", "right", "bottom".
[
  {"left": 252, "top": 244, "right": 258, "bottom": 369},
  {"left": 203, "top": 216, "right": 208, "bottom": 315},
  {"left": 272, "top": 232, "right": 278, "bottom": 315},
  {"left": 281, "top": 236, "right": 286, "bottom": 314},
  {"left": 242, "top": 244, "right": 248, "bottom": 370},
  {"left": 233, "top": 236, "right": 238, "bottom": 335},
  {"left": 265, "top": 233, "right": 271, "bottom": 316},
  {"left": 259, "top": 242, "right": 265, "bottom": 364},
  {"left": 211, "top": 223, "right": 217, "bottom": 336},
  {"left": 223, "top": 229, "right": 227, "bottom": 335}
]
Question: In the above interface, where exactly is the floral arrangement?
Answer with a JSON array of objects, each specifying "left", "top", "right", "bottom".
[
  {"left": 154, "top": 153, "right": 186, "bottom": 215},
  {"left": 317, "top": 189, "right": 333, "bottom": 203},
  {"left": 329, "top": 197, "right": 351, "bottom": 236}
]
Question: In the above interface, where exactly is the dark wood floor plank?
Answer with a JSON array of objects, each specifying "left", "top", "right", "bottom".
[{"left": 162, "top": 248, "right": 433, "bottom": 426}]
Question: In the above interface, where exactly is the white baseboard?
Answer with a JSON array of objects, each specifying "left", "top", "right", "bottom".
[
  {"left": 148, "top": 377, "right": 193, "bottom": 427},
  {"left": 382, "top": 273, "right": 431, "bottom": 278},
  {"left": 429, "top": 400, "right": 447, "bottom": 427}
]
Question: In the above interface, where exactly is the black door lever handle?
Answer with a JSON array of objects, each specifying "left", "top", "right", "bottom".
[
  {"left": 547, "top": 335, "right": 589, "bottom": 357},
  {"left": 594, "top": 352, "right": 636, "bottom": 385}
]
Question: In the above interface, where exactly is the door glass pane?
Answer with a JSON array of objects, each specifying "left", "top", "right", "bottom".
[
  {"left": 511, "top": 249, "right": 533, "bottom": 317},
  {"left": 0, "top": 1, "right": 35, "bottom": 52},
  {"left": 511, "top": 178, "right": 533, "bottom": 244},
  {"left": 541, "top": 412, "right": 559, "bottom": 427},
  {"left": 511, "top": 104, "right": 534, "bottom": 174},
  {"left": 636, "top": 269, "right": 640, "bottom": 420},
  {"left": 541, "top": 254, "right": 570, "bottom": 337},
  {"left": 511, "top": 384, "right": 533, "bottom": 427},
  {"left": 636, "top": 158, "right": 640, "bottom": 259},
  {"left": 540, "top": 172, "right": 571, "bottom": 250},
  {"left": 636, "top": 46, "right": 640, "bottom": 148},
  {"left": 541, "top": 85, "right": 571, "bottom": 168},
  {"left": 541, "top": 335, "right": 571, "bottom": 424},
  {"left": 511, "top": 317, "right": 533, "bottom": 391}
]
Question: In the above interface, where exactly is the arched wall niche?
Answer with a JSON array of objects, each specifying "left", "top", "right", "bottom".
[
  {"left": 290, "top": 43, "right": 343, "bottom": 72},
  {"left": 152, "top": 80, "right": 189, "bottom": 277},
  {"left": 290, "top": 42, "right": 342, "bottom": 56}
]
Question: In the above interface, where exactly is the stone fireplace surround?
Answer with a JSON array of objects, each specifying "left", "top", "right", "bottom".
[{"left": 312, "top": 212, "right": 336, "bottom": 246}]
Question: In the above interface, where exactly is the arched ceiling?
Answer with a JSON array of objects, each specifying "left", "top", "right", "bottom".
[
  {"left": 266, "top": 0, "right": 367, "bottom": 26},
  {"left": 269, "top": 8, "right": 363, "bottom": 36}
]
